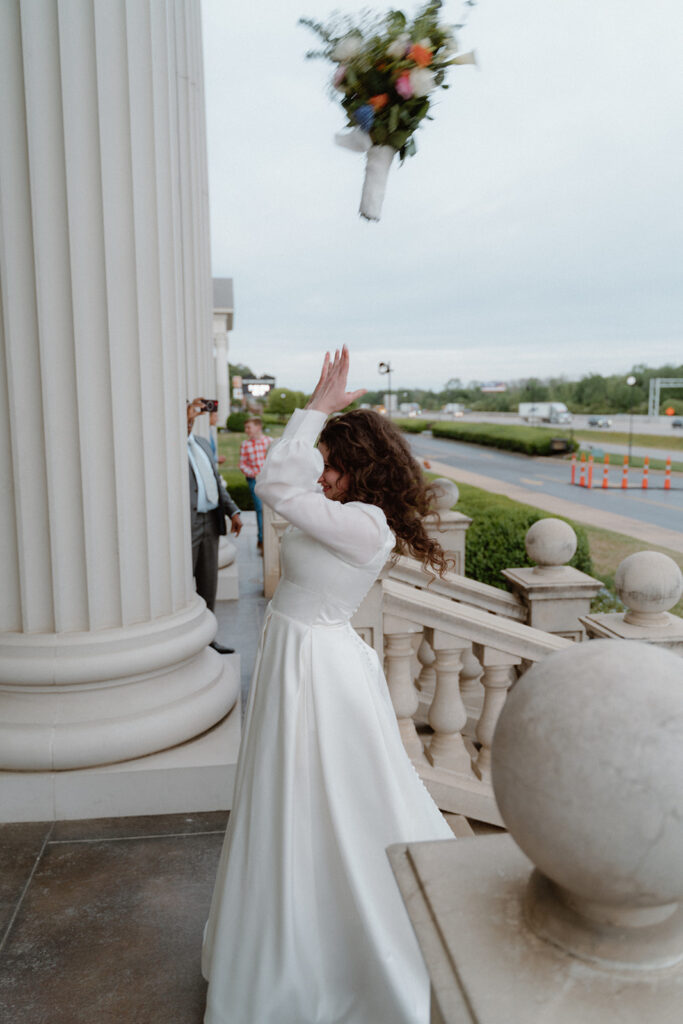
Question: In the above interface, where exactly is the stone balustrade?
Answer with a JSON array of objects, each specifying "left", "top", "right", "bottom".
[
  {"left": 382, "top": 577, "right": 571, "bottom": 824},
  {"left": 389, "top": 639, "right": 683, "bottom": 1022}
]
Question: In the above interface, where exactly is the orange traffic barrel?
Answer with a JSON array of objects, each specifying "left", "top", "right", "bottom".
[
  {"left": 642, "top": 456, "right": 649, "bottom": 490},
  {"left": 587, "top": 454, "right": 594, "bottom": 489},
  {"left": 602, "top": 453, "right": 610, "bottom": 489},
  {"left": 665, "top": 456, "right": 672, "bottom": 491},
  {"left": 579, "top": 452, "right": 586, "bottom": 487},
  {"left": 570, "top": 452, "right": 577, "bottom": 485},
  {"left": 621, "top": 456, "right": 629, "bottom": 489}
]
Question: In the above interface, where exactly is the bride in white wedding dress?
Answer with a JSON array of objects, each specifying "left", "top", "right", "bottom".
[{"left": 202, "top": 348, "right": 454, "bottom": 1024}]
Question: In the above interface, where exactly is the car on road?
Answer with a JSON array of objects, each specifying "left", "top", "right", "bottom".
[
  {"left": 588, "top": 416, "right": 612, "bottom": 427},
  {"left": 672, "top": 418, "right": 683, "bottom": 428}
]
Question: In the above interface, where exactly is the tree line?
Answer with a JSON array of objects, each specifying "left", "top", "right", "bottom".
[{"left": 229, "top": 362, "right": 683, "bottom": 416}]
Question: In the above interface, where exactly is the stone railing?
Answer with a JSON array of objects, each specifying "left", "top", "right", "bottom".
[
  {"left": 381, "top": 575, "right": 571, "bottom": 825},
  {"left": 389, "top": 638, "right": 683, "bottom": 1023}
]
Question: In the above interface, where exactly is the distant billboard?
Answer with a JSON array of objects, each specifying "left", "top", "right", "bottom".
[{"left": 242, "top": 376, "right": 275, "bottom": 398}]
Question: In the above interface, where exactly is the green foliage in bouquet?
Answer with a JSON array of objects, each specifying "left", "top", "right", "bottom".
[{"left": 300, "top": 1, "right": 476, "bottom": 160}]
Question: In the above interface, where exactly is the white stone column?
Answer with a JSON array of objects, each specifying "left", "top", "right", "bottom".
[
  {"left": 176, "top": 0, "right": 214, "bottom": 404},
  {"left": 0, "top": 0, "right": 237, "bottom": 771}
]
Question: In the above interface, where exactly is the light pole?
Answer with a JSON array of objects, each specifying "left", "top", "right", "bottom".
[
  {"left": 378, "top": 361, "right": 393, "bottom": 416},
  {"left": 626, "top": 375, "right": 637, "bottom": 463}
]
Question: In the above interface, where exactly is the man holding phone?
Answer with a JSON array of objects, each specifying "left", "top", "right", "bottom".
[{"left": 187, "top": 398, "right": 242, "bottom": 654}]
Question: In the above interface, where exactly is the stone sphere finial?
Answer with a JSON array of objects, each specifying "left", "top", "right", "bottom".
[
  {"left": 615, "top": 551, "right": 683, "bottom": 626},
  {"left": 428, "top": 477, "right": 459, "bottom": 511},
  {"left": 524, "top": 517, "right": 576, "bottom": 573},
  {"left": 491, "top": 639, "right": 683, "bottom": 969}
]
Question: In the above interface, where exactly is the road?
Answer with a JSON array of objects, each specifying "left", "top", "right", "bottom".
[
  {"left": 425, "top": 410, "right": 683, "bottom": 439},
  {"left": 408, "top": 432, "right": 683, "bottom": 552}
]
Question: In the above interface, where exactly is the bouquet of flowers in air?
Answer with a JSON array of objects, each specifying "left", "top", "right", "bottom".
[{"left": 300, "top": 1, "right": 476, "bottom": 221}]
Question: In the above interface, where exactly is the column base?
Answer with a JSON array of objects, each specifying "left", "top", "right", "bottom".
[
  {"left": 0, "top": 597, "right": 238, "bottom": 770},
  {"left": 0, "top": 657, "right": 241, "bottom": 822}
]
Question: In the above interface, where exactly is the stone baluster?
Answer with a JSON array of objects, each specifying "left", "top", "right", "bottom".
[
  {"left": 471, "top": 645, "right": 521, "bottom": 783},
  {"left": 581, "top": 551, "right": 683, "bottom": 653},
  {"left": 502, "top": 518, "right": 603, "bottom": 640},
  {"left": 459, "top": 644, "right": 484, "bottom": 732},
  {"left": 425, "top": 630, "right": 473, "bottom": 775},
  {"left": 415, "top": 633, "right": 436, "bottom": 720},
  {"left": 384, "top": 615, "right": 425, "bottom": 762}
]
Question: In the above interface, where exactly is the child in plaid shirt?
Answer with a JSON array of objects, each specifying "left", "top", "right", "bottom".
[{"left": 239, "top": 417, "right": 272, "bottom": 549}]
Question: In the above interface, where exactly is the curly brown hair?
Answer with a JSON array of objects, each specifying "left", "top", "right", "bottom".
[{"left": 318, "top": 409, "right": 453, "bottom": 576}]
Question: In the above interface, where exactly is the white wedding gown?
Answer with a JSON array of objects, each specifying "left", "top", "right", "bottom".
[{"left": 202, "top": 409, "right": 453, "bottom": 1024}]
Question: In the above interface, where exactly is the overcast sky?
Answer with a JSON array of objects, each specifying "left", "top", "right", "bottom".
[{"left": 201, "top": 0, "right": 683, "bottom": 394}]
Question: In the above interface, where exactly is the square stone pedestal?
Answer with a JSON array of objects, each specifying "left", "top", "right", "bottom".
[
  {"left": 388, "top": 834, "right": 683, "bottom": 1023},
  {"left": 502, "top": 566, "right": 603, "bottom": 641},
  {"left": 580, "top": 611, "right": 683, "bottom": 655},
  {"left": 0, "top": 658, "right": 241, "bottom": 823}
]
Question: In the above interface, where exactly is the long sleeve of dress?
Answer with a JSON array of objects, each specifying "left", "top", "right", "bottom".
[{"left": 255, "top": 409, "right": 392, "bottom": 566}]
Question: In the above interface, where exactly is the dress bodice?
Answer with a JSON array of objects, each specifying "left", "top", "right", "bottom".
[
  {"left": 271, "top": 526, "right": 391, "bottom": 627},
  {"left": 255, "top": 408, "right": 396, "bottom": 628}
]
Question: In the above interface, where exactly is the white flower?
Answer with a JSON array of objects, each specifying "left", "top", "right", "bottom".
[
  {"left": 418, "top": 37, "right": 432, "bottom": 49},
  {"left": 410, "top": 67, "right": 436, "bottom": 97},
  {"left": 331, "top": 34, "right": 362, "bottom": 62},
  {"left": 386, "top": 32, "right": 410, "bottom": 59}
]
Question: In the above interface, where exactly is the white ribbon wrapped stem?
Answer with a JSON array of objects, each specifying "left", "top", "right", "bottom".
[
  {"left": 334, "top": 129, "right": 372, "bottom": 152},
  {"left": 359, "top": 145, "right": 396, "bottom": 222}
]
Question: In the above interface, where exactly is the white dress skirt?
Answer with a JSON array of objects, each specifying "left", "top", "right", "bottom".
[{"left": 202, "top": 409, "right": 453, "bottom": 1024}]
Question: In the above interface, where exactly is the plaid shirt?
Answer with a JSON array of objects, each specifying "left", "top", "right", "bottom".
[{"left": 239, "top": 435, "right": 272, "bottom": 478}]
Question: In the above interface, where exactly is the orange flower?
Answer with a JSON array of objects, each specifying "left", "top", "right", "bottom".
[
  {"left": 369, "top": 93, "right": 389, "bottom": 111},
  {"left": 408, "top": 43, "right": 432, "bottom": 67}
]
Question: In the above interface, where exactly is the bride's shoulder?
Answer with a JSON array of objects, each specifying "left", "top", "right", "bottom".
[{"left": 345, "top": 501, "right": 393, "bottom": 540}]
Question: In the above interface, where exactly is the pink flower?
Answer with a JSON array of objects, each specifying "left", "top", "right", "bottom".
[{"left": 395, "top": 73, "right": 413, "bottom": 99}]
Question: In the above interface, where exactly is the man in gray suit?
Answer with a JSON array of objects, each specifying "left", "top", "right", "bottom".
[{"left": 187, "top": 399, "right": 242, "bottom": 654}]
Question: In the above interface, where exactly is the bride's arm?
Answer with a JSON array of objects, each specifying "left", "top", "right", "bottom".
[{"left": 255, "top": 408, "right": 387, "bottom": 566}]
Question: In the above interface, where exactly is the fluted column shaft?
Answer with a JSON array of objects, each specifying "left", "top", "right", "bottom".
[{"left": 0, "top": 0, "right": 236, "bottom": 770}]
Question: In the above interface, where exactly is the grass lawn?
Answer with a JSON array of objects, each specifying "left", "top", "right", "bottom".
[{"left": 574, "top": 428, "right": 683, "bottom": 452}]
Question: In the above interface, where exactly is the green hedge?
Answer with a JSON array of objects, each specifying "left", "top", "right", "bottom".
[
  {"left": 394, "top": 418, "right": 434, "bottom": 433},
  {"left": 431, "top": 421, "right": 578, "bottom": 456},
  {"left": 220, "top": 470, "right": 253, "bottom": 511},
  {"left": 463, "top": 506, "right": 592, "bottom": 589}
]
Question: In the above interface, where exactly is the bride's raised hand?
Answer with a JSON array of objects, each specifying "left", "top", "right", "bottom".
[{"left": 306, "top": 346, "right": 367, "bottom": 415}]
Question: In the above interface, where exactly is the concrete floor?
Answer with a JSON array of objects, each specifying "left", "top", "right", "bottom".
[
  {"left": 0, "top": 812, "right": 226, "bottom": 1023},
  {"left": 0, "top": 513, "right": 265, "bottom": 1024}
]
